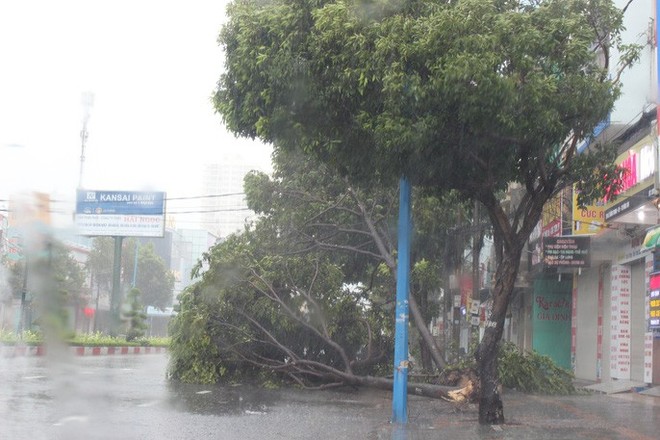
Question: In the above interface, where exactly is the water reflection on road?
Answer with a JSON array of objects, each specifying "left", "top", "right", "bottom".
[
  {"left": 0, "top": 352, "right": 404, "bottom": 439},
  {"left": 6, "top": 352, "right": 656, "bottom": 440},
  {"left": 166, "top": 381, "right": 281, "bottom": 416}
]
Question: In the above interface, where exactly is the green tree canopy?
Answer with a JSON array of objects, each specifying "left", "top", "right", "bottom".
[
  {"left": 170, "top": 148, "right": 473, "bottom": 385},
  {"left": 86, "top": 236, "right": 114, "bottom": 292},
  {"left": 214, "top": 0, "right": 638, "bottom": 423},
  {"left": 134, "top": 243, "right": 175, "bottom": 310},
  {"left": 88, "top": 238, "right": 174, "bottom": 310}
]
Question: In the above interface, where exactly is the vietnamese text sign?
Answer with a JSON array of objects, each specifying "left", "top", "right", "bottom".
[
  {"left": 543, "top": 236, "right": 591, "bottom": 268},
  {"left": 75, "top": 189, "right": 166, "bottom": 237},
  {"left": 644, "top": 332, "right": 653, "bottom": 383},
  {"left": 610, "top": 265, "right": 631, "bottom": 379}
]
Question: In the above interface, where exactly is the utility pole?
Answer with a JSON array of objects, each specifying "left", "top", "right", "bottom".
[
  {"left": 392, "top": 177, "right": 412, "bottom": 424},
  {"left": 17, "top": 256, "right": 28, "bottom": 338},
  {"left": 78, "top": 92, "right": 94, "bottom": 188},
  {"left": 110, "top": 236, "right": 124, "bottom": 335},
  {"left": 132, "top": 240, "right": 139, "bottom": 287}
]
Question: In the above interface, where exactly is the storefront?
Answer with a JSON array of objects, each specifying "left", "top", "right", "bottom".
[{"left": 572, "top": 131, "right": 659, "bottom": 384}]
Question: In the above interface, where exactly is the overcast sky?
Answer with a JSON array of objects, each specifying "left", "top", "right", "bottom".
[{"left": 0, "top": 0, "right": 272, "bottom": 227}]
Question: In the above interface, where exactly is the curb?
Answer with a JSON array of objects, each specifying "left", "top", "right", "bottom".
[{"left": 1, "top": 345, "right": 167, "bottom": 357}]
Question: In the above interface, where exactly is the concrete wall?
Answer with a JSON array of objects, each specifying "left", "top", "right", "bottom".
[
  {"left": 575, "top": 266, "right": 600, "bottom": 381},
  {"left": 631, "top": 261, "right": 647, "bottom": 382}
]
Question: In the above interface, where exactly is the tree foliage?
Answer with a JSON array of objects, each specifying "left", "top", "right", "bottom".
[
  {"left": 215, "top": 0, "right": 638, "bottom": 423},
  {"left": 170, "top": 229, "right": 393, "bottom": 386},
  {"left": 86, "top": 235, "right": 114, "bottom": 292},
  {"left": 169, "top": 148, "right": 472, "bottom": 385},
  {"left": 134, "top": 243, "right": 175, "bottom": 310},
  {"left": 123, "top": 287, "right": 148, "bottom": 342},
  {"left": 88, "top": 238, "right": 174, "bottom": 310}
]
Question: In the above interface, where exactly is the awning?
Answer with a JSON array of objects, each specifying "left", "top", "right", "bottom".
[{"left": 643, "top": 226, "right": 660, "bottom": 250}]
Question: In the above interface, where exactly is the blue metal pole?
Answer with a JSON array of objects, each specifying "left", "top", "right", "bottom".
[{"left": 392, "top": 176, "right": 412, "bottom": 424}]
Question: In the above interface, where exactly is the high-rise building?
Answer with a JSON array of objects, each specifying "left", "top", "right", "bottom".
[
  {"left": 173, "top": 228, "right": 219, "bottom": 294},
  {"left": 201, "top": 148, "right": 271, "bottom": 239}
]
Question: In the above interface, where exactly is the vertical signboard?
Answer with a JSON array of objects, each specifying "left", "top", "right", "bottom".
[
  {"left": 649, "top": 272, "right": 660, "bottom": 328},
  {"left": 644, "top": 332, "right": 654, "bottom": 383},
  {"left": 571, "top": 275, "right": 578, "bottom": 373},
  {"left": 645, "top": 254, "right": 655, "bottom": 382},
  {"left": 610, "top": 265, "right": 631, "bottom": 379},
  {"left": 596, "top": 265, "right": 604, "bottom": 380}
]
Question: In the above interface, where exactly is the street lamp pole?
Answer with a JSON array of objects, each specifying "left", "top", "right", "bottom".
[{"left": 78, "top": 92, "right": 94, "bottom": 188}]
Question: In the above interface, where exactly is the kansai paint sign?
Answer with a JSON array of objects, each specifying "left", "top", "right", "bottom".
[{"left": 75, "top": 189, "right": 166, "bottom": 237}]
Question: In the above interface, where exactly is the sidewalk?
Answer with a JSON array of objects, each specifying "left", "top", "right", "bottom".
[
  {"left": 0, "top": 344, "right": 166, "bottom": 357},
  {"left": 372, "top": 389, "right": 660, "bottom": 439}
]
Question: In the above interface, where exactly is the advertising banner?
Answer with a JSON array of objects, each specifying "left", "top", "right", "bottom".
[
  {"left": 604, "top": 135, "right": 656, "bottom": 222},
  {"left": 75, "top": 189, "right": 166, "bottom": 237},
  {"left": 649, "top": 272, "right": 660, "bottom": 329},
  {"left": 572, "top": 186, "right": 604, "bottom": 235}
]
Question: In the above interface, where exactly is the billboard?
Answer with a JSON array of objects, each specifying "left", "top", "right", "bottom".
[{"left": 75, "top": 189, "right": 166, "bottom": 237}]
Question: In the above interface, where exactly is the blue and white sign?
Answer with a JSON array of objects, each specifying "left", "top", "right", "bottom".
[{"left": 75, "top": 189, "right": 166, "bottom": 237}]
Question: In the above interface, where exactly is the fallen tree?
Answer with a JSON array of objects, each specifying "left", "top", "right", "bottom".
[{"left": 168, "top": 150, "right": 473, "bottom": 398}]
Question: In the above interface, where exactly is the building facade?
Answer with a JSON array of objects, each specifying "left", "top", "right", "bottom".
[{"left": 518, "top": 0, "right": 660, "bottom": 385}]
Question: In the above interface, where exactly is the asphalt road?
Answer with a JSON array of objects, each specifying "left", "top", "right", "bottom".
[
  {"left": 0, "top": 352, "right": 397, "bottom": 440},
  {"left": 1, "top": 351, "right": 659, "bottom": 440}
]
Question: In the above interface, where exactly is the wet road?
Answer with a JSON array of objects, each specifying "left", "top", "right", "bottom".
[
  {"left": 1, "top": 352, "right": 659, "bottom": 439},
  {"left": 0, "top": 352, "right": 398, "bottom": 440}
]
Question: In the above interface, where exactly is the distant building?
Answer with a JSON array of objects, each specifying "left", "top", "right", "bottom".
[
  {"left": 170, "top": 228, "right": 219, "bottom": 299},
  {"left": 201, "top": 149, "right": 271, "bottom": 239}
]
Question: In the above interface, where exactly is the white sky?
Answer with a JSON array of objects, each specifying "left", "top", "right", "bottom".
[{"left": 0, "top": 0, "right": 272, "bottom": 228}]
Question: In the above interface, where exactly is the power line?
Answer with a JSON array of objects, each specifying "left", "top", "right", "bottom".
[
  {"left": 166, "top": 192, "right": 245, "bottom": 201},
  {"left": 168, "top": 208, "right": 252, "bottom": 214},
  {"left": 2, "top": 192, "right": 247, "bottom": 205}
]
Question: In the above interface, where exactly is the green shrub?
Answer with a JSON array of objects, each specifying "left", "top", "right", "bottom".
[
  {"left": 497, "top": 342, "right": 576, "bottom": 394},
  {"left": 0, "top": 330, "right": 43, "bottom": 346},
  {"left": 442, "top": 341, "right": 576, "bottom": 395},
  {"left": 0, "top": 330, "right": 170, "bottom": 348}
]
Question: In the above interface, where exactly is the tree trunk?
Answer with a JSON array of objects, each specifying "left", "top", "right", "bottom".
[
  {"left": 409, "top": 294, "right": 446, "bottom": 370},
  {"left": 348, "top": 375, "right": 459, "bottom": 400},
  {"left": 475, "top": 253, "right": 519, "bottom": 424}
]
